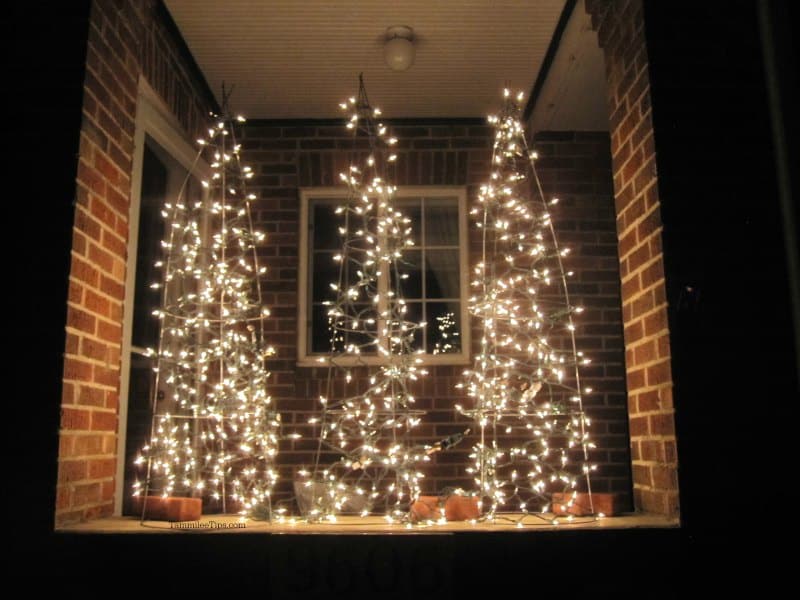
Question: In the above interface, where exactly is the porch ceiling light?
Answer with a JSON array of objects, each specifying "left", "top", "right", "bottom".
[{"left": 384, "top": 26, "right": 415, "bottom": 71}]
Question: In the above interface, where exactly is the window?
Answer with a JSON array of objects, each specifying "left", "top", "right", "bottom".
[{"left": 298, "top": 186, "right": 470, "bottom": 365}]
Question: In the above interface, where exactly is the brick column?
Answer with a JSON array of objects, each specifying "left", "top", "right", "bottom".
[
  {"left": 584, "top": 0, "right": 679, "bottom": 516},
  {"left": 57, "top": 0, "right": 138, "bottom": 523},
  {"left": 56, "top": 0, "right": 215, "bottom": 525}
]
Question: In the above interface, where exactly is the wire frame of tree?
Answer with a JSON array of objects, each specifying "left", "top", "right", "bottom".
[
  {"left": 133, "top": 112, "right": 281, "bottom": 521},
  {"left": 458, "top": 89, "right": 596, "bottom": 523},
  {"left": 301, "top": 76, "right": 430, "bottom": 523}
]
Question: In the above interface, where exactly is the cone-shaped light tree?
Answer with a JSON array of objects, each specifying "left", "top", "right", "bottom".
[
  {"left": 133, "top": 110, "right": 281, "bottom": 520},
  {"left": 303, "top": 77, "right": 429, "bottom": 523},
  {"left": 459, "top": 89, "right": 596, "bottom": 523}
]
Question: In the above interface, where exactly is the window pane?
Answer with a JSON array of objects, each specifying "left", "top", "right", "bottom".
[
  {"left": 344, "top": 249, "right": 370, "bottom": 292},
  {"left": 426, "top": 301, "right": 462, "bottom": 354},
  {"left": 425, "top": 249, "right": 460, "bottom": 298},
  {"left": 343, "top": 332, "right": 378, "bottom": 354},
  {"left": 311, "top": 251, "right": 340, "bottom": 303},
  {"left": 338, "top": 303, "right": 378, "bottom": 355},
  {"left": 425, "top": 198, "right": 459, "bottom": 246},
  {"left": 132, "top": 144, "right": 168, "bottom": 349},
  {"left": 311, "top": 303, "right": 335, "bottom": 353},
  {"left": 402, "top": 301, "right": 424, "bottom": 352},
  {"left": 312, "top": 304, "right": 379, "bottom": 354},
  {"left": 313, "top": 202, "right": 342, "bottom": 250},
  {"left": 397, "top": 200, "right": 421, "bottom": 246},
  {"left": 392, "top": 249, "right": 422, "bottom": 299}
]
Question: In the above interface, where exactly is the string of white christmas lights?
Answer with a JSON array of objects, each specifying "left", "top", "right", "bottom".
[
  {"left": 134, "top": 107, "right": 282, "bottom": 521},
  {"left": 458, "top": 88, "right": 597, "bottom": 525},
  {"left": 301, "top": 76, "right": 430, "bottom": 524}
]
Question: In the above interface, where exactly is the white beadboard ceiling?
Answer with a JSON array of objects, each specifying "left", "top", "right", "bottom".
[{"left": 163, "top": 0, "right": 607, "bottom": 126}]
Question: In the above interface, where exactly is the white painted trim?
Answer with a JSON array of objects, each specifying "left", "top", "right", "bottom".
[
  {"left": 297, "top": 185, "right": 471, "bottom": 367},
  {"left": 297, "top": 190, "right": 312, "bottom": 362},
  {"left": 134, "top": 79, "right": 203, "bottom": 170},
  {"left": 114, "top": 78, "right": 209, "bottom": 515}
]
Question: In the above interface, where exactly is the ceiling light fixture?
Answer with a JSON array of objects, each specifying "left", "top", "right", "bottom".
[{"left": 384, "top": 26, "right": 415, "bottom": 72}]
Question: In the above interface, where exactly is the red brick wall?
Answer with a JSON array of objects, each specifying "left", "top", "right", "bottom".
[
  {"left": 532, "top": 131, "right": 632, "bottom": 506},
  {"left": 243, "top": 122, "right": 632, "bottom": 508},
  {"left": 56, "top": 0, "right": 215, "bottom": 525},
  {"left": 585, "top": 0, "right": 679, "bottom": 516}
]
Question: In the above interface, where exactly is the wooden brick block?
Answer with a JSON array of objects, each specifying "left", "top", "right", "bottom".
[
  {"left": 552, "top": 492, "right": 620, "bottom": 516},
  {"left": 409, "top": 494, "right": 480, "bottom": 522},
  {"left": 444, "top": 495, "right": 480, "bottom": 521},
  {"left": 132, "top": 496, "right": 202, "bottom": 521},
  {"left": 409, "top": 495, "right": 441, "bottom": 522}
]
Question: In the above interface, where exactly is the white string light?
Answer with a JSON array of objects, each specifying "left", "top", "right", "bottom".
[
  {"left": 460, "top": 89, "right": 596, "bottom": 523},
  {"left": 134, "top": 107, "right": 283, "bottom": 521},
  {"left": 303, "top": 76, "right": 429, "bottom": 523}
]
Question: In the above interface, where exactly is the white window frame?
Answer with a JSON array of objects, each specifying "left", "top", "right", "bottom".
[
  {"left": 297, "top": 185, "right": 470, "bottom": 367},
  {"left": 115, "top": 79, "right": 210, "bottom": 515}
]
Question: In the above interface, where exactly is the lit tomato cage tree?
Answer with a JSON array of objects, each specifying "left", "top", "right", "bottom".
[
  {"left": 300, "top": 76, "right": 430, "bottom": 524},
  {"left": 133, "top": 107, "right": 282, "bottom": 521},
  {"left": 459, "top": 89, "right": 597, "bottom": 524}
]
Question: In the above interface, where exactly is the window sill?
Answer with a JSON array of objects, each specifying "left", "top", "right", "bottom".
[{"left": 296, "top": 354, "right": 472, "bottom": 368}]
